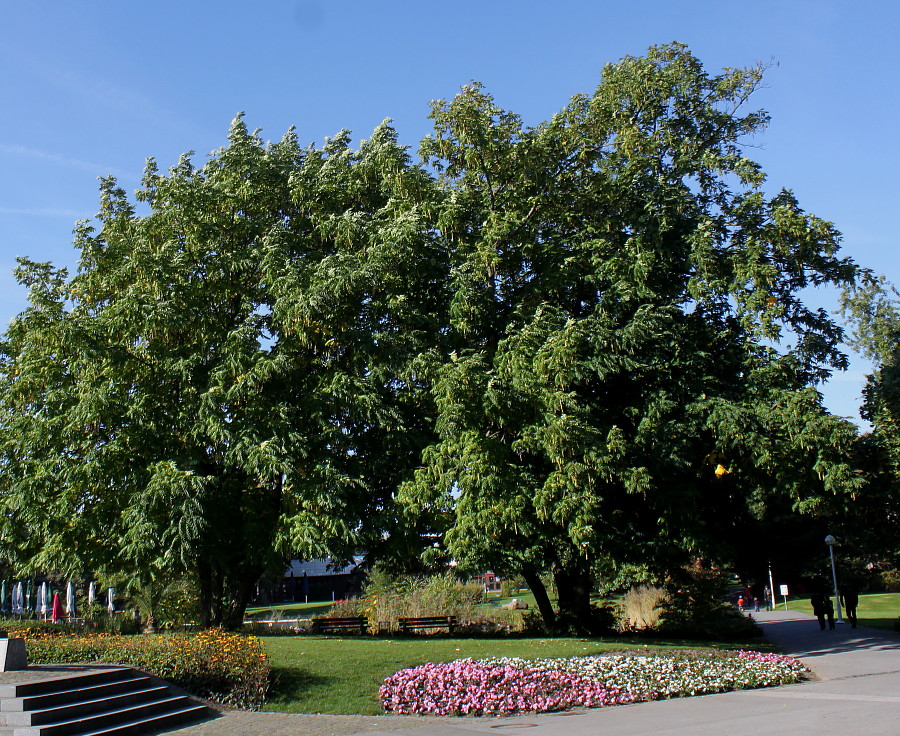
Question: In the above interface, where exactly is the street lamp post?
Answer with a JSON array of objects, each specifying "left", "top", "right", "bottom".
[
  {"left": 825, "top": 535, "right": 845, "bottom": 624},
  {"left": 767, "top": 561, "right": 776, "bottom": 612}
]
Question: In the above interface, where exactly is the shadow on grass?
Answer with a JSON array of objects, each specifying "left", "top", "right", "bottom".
[
  {"left": 266, "top": 667, "right": 338, "bottom": 707},
  {"left": 858, "top": 617, "right": 898, "bottom": 632}
]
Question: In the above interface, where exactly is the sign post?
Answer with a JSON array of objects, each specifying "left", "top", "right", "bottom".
[{"left": 780, "top": 584, "right": 790, "bottom": 610}]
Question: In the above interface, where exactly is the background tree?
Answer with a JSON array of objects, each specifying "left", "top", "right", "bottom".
[
  {"left": 0, "top": 117, "right": 444, "bottom": 627},
  {"left": 401, "top": 44, "right": 861, "bottom": 632},
  {"left": 838, "top": 274, "right": 900, "bottom": 570}
]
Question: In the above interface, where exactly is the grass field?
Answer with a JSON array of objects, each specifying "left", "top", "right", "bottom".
[
  {"left": 262, "top": 636, "right": 737, "bottom": 715},
  {"left": 774, "top": 592, "right": 900, "bottom": 631},
  {"left": 245, "top": 601, "right": 332, "bottom": 619}
]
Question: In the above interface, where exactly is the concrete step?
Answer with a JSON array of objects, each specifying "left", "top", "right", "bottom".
[
  {"left": 0, "top": 667, "right": 214, "bottom": 736},
  {"left": 70, "top": 704, "right": 210, "bottom": 736},
  {"left": 0, "top": 670, "right": 136, "bottom": 700},
  {"left": 10, "top": 695, "right": 207, "bottom": 736},
  {"left": 5, "top": 686, "right": 172, "bottom": 726},
  {"left": 2, "top": 677, "right": 156, "bottom": 713}
]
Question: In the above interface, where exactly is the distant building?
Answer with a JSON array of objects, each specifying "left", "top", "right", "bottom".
[
  {"left": 274, "top": 556, "right": 366, "bottom": 603},
  {"left": 470, "top": 571, "right": 503, "bottom": 593}
]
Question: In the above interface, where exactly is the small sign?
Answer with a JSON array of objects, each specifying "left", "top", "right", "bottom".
[{"left": 780, "top": 584, "right": 789, "bottom": 596}]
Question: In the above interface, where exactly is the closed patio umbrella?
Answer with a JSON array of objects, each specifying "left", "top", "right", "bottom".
[
  {"left": 51, "top": 592, "right": 63, "bottom": 623},
  {"left": 66, "top": 582, "right": 76, "bottom": 619},
  {"left": 88, "top": 582, "right": 96, "bottom": 606},
  {"left": 1, "top": 580, "right": 7, "bottom": 616},
  {"left": 107, "top": 587, "right": 115, "bottom": 614},
  {"left": 25, "top": 580, "right": 32, "bottom": 615},
  {"left": 13, "top": 583, "right": 23, "bottom": 616},
  {"left": 37, "top": 582, "right": 46, "bottom": 617}
]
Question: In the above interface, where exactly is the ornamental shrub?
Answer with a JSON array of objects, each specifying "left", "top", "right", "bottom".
[
  {"left": 10, "top": 627, "right": 269, "bottom": 710},
  {"left": 880, "top": 569, "right": 900, "bottom": 592},
  {"left": 360, "top": 570, "right": 484, "bottom": 632},
  {"left": 617, "top": 585, "right": 668, "bottom": 631}
]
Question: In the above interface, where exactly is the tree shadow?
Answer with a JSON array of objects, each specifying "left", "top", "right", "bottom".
[{"left": 266, "top": 667, "right": 337, "bottom": 706}]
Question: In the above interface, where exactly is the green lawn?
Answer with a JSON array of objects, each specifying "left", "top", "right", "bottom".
[
  {"left": 254, "top": 591, "right": 900, "bottom": 714},
  {"left": 245, "top": 601, "right": 333, "bottom": 619},
  {"left": 774, "top": 592, "right": 900, "bottom": 632},
  {"left": 262, "top": 636, "right": 728, "bottom": 715}
]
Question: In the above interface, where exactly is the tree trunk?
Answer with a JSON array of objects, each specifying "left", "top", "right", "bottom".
[
  {"left": 521, "top": 567, "right": 556, "bottom": 631},
  {"left": 221, "top": 565, "right": 264, "bottom": 630},
  {"left": 553, "top": 563, "right": 596, "bottom": 634},
  {"left": 198, "top": 561, "right": 213, "bottom": 629}
]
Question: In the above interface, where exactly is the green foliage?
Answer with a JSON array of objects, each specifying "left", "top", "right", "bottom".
[
  {"left": 880, "top": 570, "right": 900, "bottom": 593},
  {"left": 658, "top": 564, "right": 759, "bottom": 640},
  {"left": 0, "top": 116, "right": 444, "bottom": 627},
  {"left": 401, "top": 42, "right": 862, "bottom": 631},
  {"left": 358, "top": 570, "right": 484, "bottom": 631},
  {"left": 0, "top": 43, "right": 867, "bottom": 636}
]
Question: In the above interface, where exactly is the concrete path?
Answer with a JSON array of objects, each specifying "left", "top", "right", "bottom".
[{"left": 166, "top": 611, "right": 900, "bottom": 735}]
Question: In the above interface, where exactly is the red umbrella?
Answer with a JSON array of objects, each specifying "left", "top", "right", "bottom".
[{"left": 51, "top": 592, "right": 64, "bottom": 623}]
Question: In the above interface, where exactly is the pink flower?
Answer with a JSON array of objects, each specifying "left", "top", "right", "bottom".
[{"left": 380, "top": 661, "right": 644, "bottom": 716}]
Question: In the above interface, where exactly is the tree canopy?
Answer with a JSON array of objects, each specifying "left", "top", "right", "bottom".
[
  {"left": 0, "top": 118, "right": 444, "bottom": 627},
  {"left": 400, "top": 43, "right": 862, "bottom": 630},
  {"left": 0, "top": 43, "right": 865, "bottom": 630}
]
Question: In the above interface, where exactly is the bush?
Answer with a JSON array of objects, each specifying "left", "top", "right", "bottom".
[
  {"left": 323, "top": 598, "right": 367, "bottom": 618},
  {"left": 617, "top": 585, "right": 668, "bottom": 632},
  {"left": 881, "top": 569, "right": 900, "bottom": 592},
  {"left": 360, "top": 570, "right": 484, "bottom": 632},
  {"left": 9, "top": 626, "right": 269, "bottom": 710},
  {"left": 656, "top": 562, "right": 760, "bottom": 641}
]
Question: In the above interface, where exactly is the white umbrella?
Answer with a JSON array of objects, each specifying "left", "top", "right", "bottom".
[
  {"left": 88, "top": 582, "right": 96, "bottom": 606},
  {"left": 107, "top": 587, "right": 115, "bottom": 614},
  {"left": 13, "top": 583, "right": 23, "bottom": 616},
  {"left": 66, "top": 582, "right": 76, "bottom": 618},
  {"left": 38, "top": 583, "right": 46, "bottom": 617}
]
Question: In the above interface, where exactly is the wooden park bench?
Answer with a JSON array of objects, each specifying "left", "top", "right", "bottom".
[
  {"left": 398, "top": 615, "right": 458, "bottom": 634},
  {"left": 310, "top": 616, "right": 368, "bottom": 634}
]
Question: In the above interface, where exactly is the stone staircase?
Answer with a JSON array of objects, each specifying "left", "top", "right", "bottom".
[{"left": 0, "top": 667, "right": 214, "bottom": 735}]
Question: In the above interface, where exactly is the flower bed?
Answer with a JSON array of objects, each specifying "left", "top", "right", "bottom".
[
  {"left": 381, "top": 650, "right": 805, "bottom": 715},
  {"left": 9, "top": 626, "right": 269, "bottom": 710},
  {"left": 379, "top": 660, "right": 642, "bottom": 715}
]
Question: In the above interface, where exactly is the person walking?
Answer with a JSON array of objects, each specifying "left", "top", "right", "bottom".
[
  {"left": 841, "top": 588, "right": 859, "bottom": 628},
  {"left": 810, "top": 593, "right": 827, "bottom": 630},
  {"left": 823, "top": 594, "right": 836, "bottom": 630}
]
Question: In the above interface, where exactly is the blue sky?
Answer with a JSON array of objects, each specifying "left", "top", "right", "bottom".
[{"left": 2, "top": 1, "right": 897, "bottom": 425}]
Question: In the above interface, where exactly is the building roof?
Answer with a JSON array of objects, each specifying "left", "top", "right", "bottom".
[{"left": 285, "top": 556, "right": 365, "bottom": 577}]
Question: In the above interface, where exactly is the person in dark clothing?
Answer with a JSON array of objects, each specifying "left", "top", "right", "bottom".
[
  {"left": 823, "top": 594, "right": 836, "bottom": 630},
  {"left": 841, "top": 589, "right": 859, "bottom": 628},
  {"left": 810, "top": 593, "right": 827, "bottom": 630}
]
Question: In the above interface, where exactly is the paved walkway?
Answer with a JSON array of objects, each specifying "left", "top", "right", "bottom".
[{"left": 165, "top": 611, "right": 900, "bottom": 735}]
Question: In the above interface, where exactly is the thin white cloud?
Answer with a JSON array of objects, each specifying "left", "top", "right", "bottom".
[
  {"left": 23, "top": 55, "right": 206, "bottom": 142},
  {"left": 0, "top": 144, "right": 124, "bottom": 177}
]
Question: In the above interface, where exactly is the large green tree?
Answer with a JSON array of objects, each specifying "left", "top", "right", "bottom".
[
  {"left": 401, "top": 44, "right": 861, "bottom": 631},
  {"left": 0, "top": 117, "right": 444, "bottom": 627},
  {"left": 0, "top": 44, "right": 866, "bottom": 633}
]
